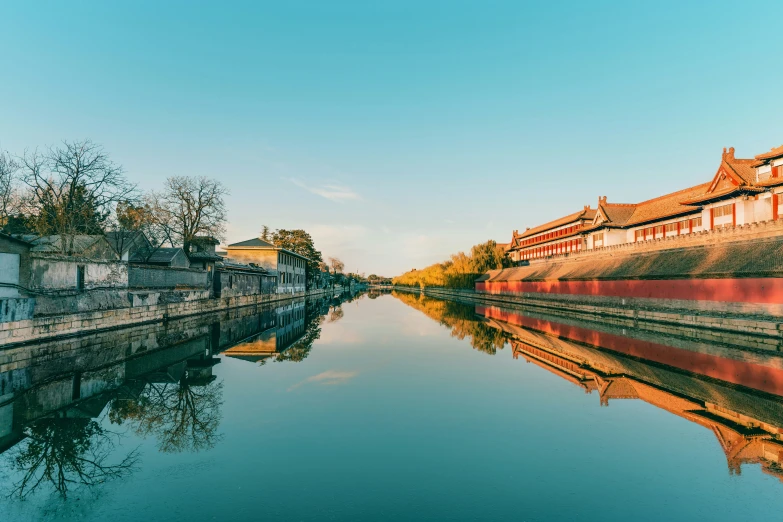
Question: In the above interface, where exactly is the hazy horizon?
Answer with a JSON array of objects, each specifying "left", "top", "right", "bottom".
[{"left": 2, "top": 1, "right": 782, "bottom": 275}]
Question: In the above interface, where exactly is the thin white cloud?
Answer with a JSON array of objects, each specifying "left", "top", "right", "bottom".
[
  {"left": 288, "top": 370, "right": 358, "bottom": 391},
  {"left": 289, "top": 178, "right": 360, "bottom": 202}
]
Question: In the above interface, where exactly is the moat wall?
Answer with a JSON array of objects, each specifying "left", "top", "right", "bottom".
[
  {"left": 0, "top": 288, "right": 338, "bottom": 348},
  {"left": 478, "top": 222, "right": 783, "bottom": 315}
]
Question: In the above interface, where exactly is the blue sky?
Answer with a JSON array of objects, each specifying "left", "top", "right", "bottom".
[{"left": 1, "top": 1, "right": 781, "bottom": 275}]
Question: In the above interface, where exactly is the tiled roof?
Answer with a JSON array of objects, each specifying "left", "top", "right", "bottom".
[
  {"left": 517, "top": 208, "right": 595, "bottom": 239},
  {"left": 188, "top": 251, "right": 223, "bottom": 262},
  {"left": 600, "top": 204, "right": 637, "bottom": 226},
  {"left": 623, "top": 182, "right": 710, "bottom": 225},
  {"left": 227, "top": 238, "right": 276, "bottom": 248},
  {"left": 754, "top": 176, "right": 783, "bottom": 188},
  {"left": 680, "top": 185, "right": 763, "bottom": 205},
  {"left": 508, "top": 145, "right": 777, "bottom": 240},
  {"left": 220, "top": 259, "right": 271, "bottom": 273},
  {"left": 0, "top": 231, "right": 31, "bottom": 246},
  {"left": 131, "top": 247, "right": 184, "bottom": 264},
  {"left": 752, "top": 144, "right": 783, "bottom": 166},
  {"left": 226, "top": 237, "right": 311, "bottom": 260},
  {"left": 722, "top": 156, "right": 757, "bottom": 185},
  {"left": 105, "top": 231, "right": 150, "bottom": 253}
]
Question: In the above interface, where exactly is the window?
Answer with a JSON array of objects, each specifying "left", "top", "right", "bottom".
[
  {"left": 691, "top": 216, "right": 702, "bottom": 228},
  {"left": 72, "top": 372, "right": 82, "bottom": 400},
  {"left": 654, "top": 225, "right": 664, "bottom": 236},
  {"left": 635, "top": 229, "right": 644, "bottom": 241},
  {"left": 665, "top": 223, "right": 678, "bottom": 233},
  {"left": 76, "top": 265, "right": 85, "bottom": 291},
  {"left": 593, "top": 233, "right": 604, "bottom": 248},
  {"left": 713, "top": 204, "right": 733, "bottom": 218}
]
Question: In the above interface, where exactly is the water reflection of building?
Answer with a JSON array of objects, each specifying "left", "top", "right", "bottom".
[
  {"left": 221, "top": 300, "right": 307, "bottom": 363},
  {"left": 477, "top": 303, "right": 783, "bottom": 481}
]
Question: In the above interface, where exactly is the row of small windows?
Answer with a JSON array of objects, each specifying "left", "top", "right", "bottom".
[
  {"left": 520, "top": 215, "right": 708, "bottom": 258},
  {"left": 634, "top": 217, "right": 702, "bottom": 242},
  {"left": 519, "top": 224, "right": 583, "bottom": 247},
  {"left": 713, "top": 204, "right": 733, "bottom": 218},
  {"left": 279, "top": 252, "right": 306, "bottom": 286},
  {"left": 279, "top": 272, "right": 305, "bottom": 285},
  {"left": 280, "top": 252, "right": 306, "bottom": 269},
  {"left": 519, "top": 238, "right": 582, "bottom": 260}
]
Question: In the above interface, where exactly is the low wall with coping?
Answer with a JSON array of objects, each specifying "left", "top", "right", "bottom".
[
  {"left": 0, "top": 288, "right": 334, "bottom": 348},
  {"left": 30, "top": 255, "right": 128, "bottom": 292}
]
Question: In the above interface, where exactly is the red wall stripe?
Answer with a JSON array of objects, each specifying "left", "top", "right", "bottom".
[{"left": 475, "top": 278, "right": 783, "bottom": 304}]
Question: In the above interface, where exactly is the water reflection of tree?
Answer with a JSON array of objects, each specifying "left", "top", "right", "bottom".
[
  {"left": 110, "top": 377, "right": 223, "bottom": 453},
  {"left": 328, "top": 306, "right": 344, "bottom": 323},
  {"left": 269, "top": 297, "right": 350, "bottom": 363},
  {"left": 273, "top": 312, "right": 324, "bottom": 363},
  {"left": 8, "top": 414, "right": 139, "bottom": 499},
  {"left": 392, "top": 291, "right": 508, "bottom": 355}
]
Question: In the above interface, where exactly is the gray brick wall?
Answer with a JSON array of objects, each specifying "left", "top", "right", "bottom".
[{"left": 129, "top": 265, "right": 208, "bottom": 289}]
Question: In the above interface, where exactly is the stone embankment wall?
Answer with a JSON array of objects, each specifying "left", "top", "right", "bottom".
[
  {"left": 0, "top": 298, "right": 35, "bottom": 323},
  {"left": 0, "top": 288, "right": 334, "bottom": 348}
]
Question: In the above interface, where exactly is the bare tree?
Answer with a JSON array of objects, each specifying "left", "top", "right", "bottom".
[
  {"left": 106, "top": 199, "right": 169, "bottom": 262},
  {"left": 328, "top": 257, "right": 345, "bottom": 274},
  {"left": 150, "top": 176, "right": 228, "bottom": 254},
  {"left": 0, "top": 148, "right": 20, "bottom": 229},
  {"left": 7, "top": 414, "right": 139, "bottom": 500},
  {"left": 18, "top": 140, "right": 137, "bottom": 254},
  {"left": 110, "top": 377, "right": 223, "bottom": 453}
]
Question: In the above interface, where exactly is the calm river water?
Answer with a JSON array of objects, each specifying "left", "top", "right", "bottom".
[{"left": 2, "top": 290, "right": 783, "bottom": 521}]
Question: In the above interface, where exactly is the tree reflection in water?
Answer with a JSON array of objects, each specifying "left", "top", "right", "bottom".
[
  {"left": 328, "top": 306, "right": 344, "bottom": 323},
  {"left": 271, "top": 302, "right": 327, "bottom": 364},
  {"left": 110, "top": 376, "right": 224, "bottom": 453},
  {"left": 7, "top": 414, "right": 139, "bottom": 500},
  {"left": 393, "top": 291, "right": 508, "bottom": 355}
]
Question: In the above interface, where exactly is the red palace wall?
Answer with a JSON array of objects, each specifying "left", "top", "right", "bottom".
[{"left": 476, "top": 278, "right": 783, "bottom": 304}]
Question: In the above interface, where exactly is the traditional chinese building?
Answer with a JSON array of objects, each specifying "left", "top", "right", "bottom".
[{"left": 508, "top": 145, "right": 783, "bottom": 262}]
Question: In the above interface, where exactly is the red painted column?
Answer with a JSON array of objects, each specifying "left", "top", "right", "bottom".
[
  {"left": 689, "top": 218, "right": 693, "bottom": 234},
  {"left": 709, "top": 208, "right": 714, "bottom": 229},
  {"left": 774, "top": 193, "right": 779, "bottom": 221},
  {"left": 732, "top": 203, "right": 736, "bottom": 227}
]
